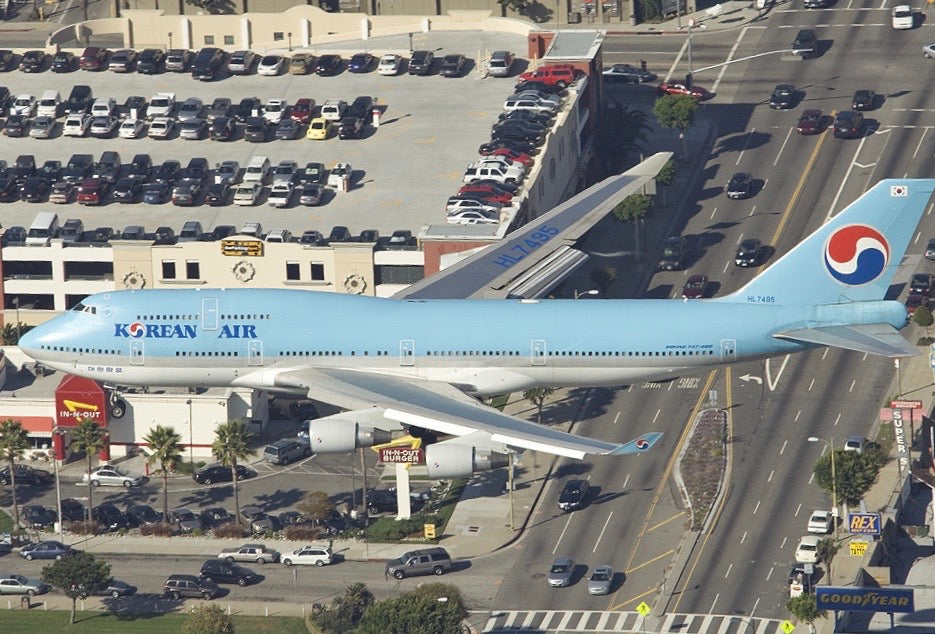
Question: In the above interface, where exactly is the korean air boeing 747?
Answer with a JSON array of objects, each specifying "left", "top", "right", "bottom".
[{"left": 18, "top": 171, "right": 935, "bottom": 477}]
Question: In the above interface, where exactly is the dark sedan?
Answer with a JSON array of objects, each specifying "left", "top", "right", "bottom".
[
  {"left": 316, "top": 54, "right": 343, "bottom": 76},
  {"left": 19, "top": 50, "right": 46, "bottom": 72},
  {"left": 111, "top": 178, "right": 142, "bottom": 203},
  {"left": 479, "top": 138, "right": 538, "bottom": 156},
  {"left": 21, "top": 177, "right": 51, "bottom": 202},
  {"left": 78, "top": 580, "right": 137, "bottom": 599},
  {"left": 142, "top": 182, "right": 170, "bottom": 204},
  {"left": 61, "top": 498, "right": 86, "bottom": 522},
  {"left": 20, "top": 540, "right": 73, "bottom": 561},
  {"left": 557, "top": 479, "right": 590, "bottom": 511},
  {"left": 3, "top": 114, "right": 28, "bottom": 137},
  {"left": 852, "top": 89, "right": 876, "bottom": 111},
  {"left": 601, "top": 63, "right": 656, "bottom": 83},
  {"left": 726, "top": 172, "right": 754, "bottom": 200},
  {"left": 204, "top": 182, "right": 231, "bottom": 206},
  {"left": 833, "top": 110, "right": 864, "bottom": 139},
  {"left": 210, "top": 117, "right": 236, "bottom": 141},
  {"left": 192, "top": 464, "right": 257, "bottom": 485},
  {"left": 769, "top": 84, "right": 796, "bottom": 109},
  {"left": 51, "top": 51, "right": 76, "bottom": 72},
  {"left": 126, "top": 503, "right": 162, "bottom": 527},
  {"left": 200, "top": 507, "right": 235, "bottom": 528},
  {"left": 275, "top": 119, "right": 300, "bottom": 140},
  {"left": 244, "top": 117, "right": 269, "bottom": 142},
  {"left": 439, "top": 54, "right": 466, "bottom": 77},
  {"left": 735, "top": 238, "right": 763, "bottom": 267},
  {"left": 0, "top": 464, "right": 52, "bottom": 486},
  {"left": 93, "top": 503, "right": 130, "bottom": 531},
  {"left": 348, "top": 52, "right": 374, "bottom": 73}
]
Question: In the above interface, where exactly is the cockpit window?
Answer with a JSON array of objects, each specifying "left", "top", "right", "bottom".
[{"left": 71, "top": 302, "right": 96, "bottom": 315}]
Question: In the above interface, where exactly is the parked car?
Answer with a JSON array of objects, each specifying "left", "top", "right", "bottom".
[
  {"left": 257, "top": 54, "right": 285, "bottom": 76},
  {"left": 288, "top": 53, "right": 314, "bottom": 75},
  {"left": 199, "top": 559, "right": 258, "bottom": 586},
  {"left": 84, "top": 464, "right": 146, "bottom": 488},
  {"left": 21, "top": 505, "right": 56, "bottom": 529},
  {"left": 378, "top": 53, "right": 402, "bottom": 76},
  {"left": 163, "top": 574, "right": 219, "bottom": 600},
  {"left": 439, "top": 54, "right": 467, "bottom": 77},
  {"left": 0, "top": 464, "right": 51, "bottom": 486},
  {"left": 201, "top": 507, "right": 235, "bottom": 528},
  {"left": 290, "top": 98, "right": 315, "bottom": 124},
  {"left": 807, "top": 510, "right": 833, "bottom": 534},
  {"left": 93, "top": 503, "right": 130, "bottom": 531},
  {"left": 299, "top": 182, "right": 324, "bottom": 206},
  {"left": 348, "top": 52, "right": 375, "bottom": 73},
  {"left": 228, "top": 50, "right": 256, "bottom": 75},
  {"left": 795, "top": 535, "right": 822, "bottom": 564},
  {"left": 316, "top": 54, "right": 343, "bottom": 76},
  {"left": 126, "top": 504, "right": 162, "bottom": 527},
  {"left": 0, "top": 574, "right": 49, "bottom": 596},
  {"left": 20, "top": 540, "right": 73, "bottom": 561},
  {"left": 408, "top": 50, "right": 434, "bottom": 75},
  {"left": 79, "top": 47, "right": 108, "bottom": 71},
  {"left": 240, "top": 506, "right": 278, "bottom": 534},
  {"left": 170, "top": 507, "right": 203, "bottom": 534},
  {"left": 219, "top": 543, "right": 280, "bottom": 564},
  {"left": 192, "top": 464, "right": 256, "bottom": 485},
  {"left": 282, "top": 545, "right": 334, "bottom": 567}
]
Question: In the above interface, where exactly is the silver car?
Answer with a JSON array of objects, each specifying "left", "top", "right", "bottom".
[
  {"left": 85, "top": 465, "right": 145, "bottom": 488},
  {"left": 547, "top": 557, "right": 575, "bottom": 587},
  {"left": 587, "top": 565, "right": 613, "bottom": 595},
  {"left": 177, "top": 97, "right": 204, "bottom": 122},
  {"left": 29, "top": 116, "right": 55, "bottom": 139},
  {"left": 0, "top": 574, "right": 49, "bottom": 596}
]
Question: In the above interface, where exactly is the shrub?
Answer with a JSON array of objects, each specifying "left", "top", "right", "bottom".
[
  {"left": 285, "top": 525, "right": 321, "bottom": 541},
  {"left": 70, "top": 520, "right": 99, "bottom": 535},
  {"left": 213, "top": 523, "right": 247, "bottom": 539},
  {"left": 141, "top": 522, "right": 175, "bottom": 537},
  {"left": 365, "top": 516, "right": 434, "bottom": 542}
]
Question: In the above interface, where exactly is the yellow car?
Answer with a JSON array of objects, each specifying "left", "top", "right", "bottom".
[
  {"left": 289, "top": 53, "right": 313, "bottom": 75},
  {"left": 306, "top": 117, "right": 332, "bottom": 140}
]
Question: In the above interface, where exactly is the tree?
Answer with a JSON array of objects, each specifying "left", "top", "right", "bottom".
[
  {"left": 612, "top": 193, "right": 654, "bottom": 259},
  {"left": 653, "top": 94, "right": 699, "bottom": 157},
  {"left": 523, "top": 387, "right": 556, "bottom": 425},
  {"left": 297, "top": 490, "right": 335, "bottom": 522},
  {"left": 311, "top": 582, "right": 374, "bottom": 634},
  {"left": 787, "top": 592, "right": 826, "bottom": 634},
  {"left": 41, "top": 551, "right": 111, "bottom": 624},
  {"left": 914, "top": 304, "right": 933, "bottom": 334},
  {"left": 0, "top": 419, "right": 29, "bottom": 532},
  {"left": 596, "top": 104, "right": 651, "bottom": 177},
  {"left": 212, "top": 419, "right": 253, "bottom": 523},
  {"left": 143, "top": 425, "right": 183, "bottom": 523},
  {"left": 355, "top": 582, "right": 467, "bottom": 634},
  {"left": 183, "top": 604, "right": 234, "bottom": 634},
  {"left": 71, "top": 417, "right": 106, "bottom": 522},
  {"left": 813, "top": 449, "right": 882, "bottom": 506}
]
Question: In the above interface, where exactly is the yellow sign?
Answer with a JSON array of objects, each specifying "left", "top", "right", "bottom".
[
  {"left": 849, "top": 540, "right": 868, "bottom": 556},
  {"left": 423, "top": 523, "right": 436, "bottom": 539},
  {"left": 780, "top": 620, "right": 796, "bottom": 634},
  {"left": 221, "top": 239, "right": 264, "bottom": 257},
  {"left": 636, "top": 601, "right": 651, "bottom": 617}
]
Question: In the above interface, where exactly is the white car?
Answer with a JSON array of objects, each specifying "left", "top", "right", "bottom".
[
  {"left": 446, "top": 197, "right": 502, "bottom": 215},
  {"left": 267, "top": 182, "right": 293, "bottom": 208},
  {"left": 11, "top": 94, "right": 35, "bottom": 116},
  {"left": 795, "top": 535, "right": 821, "bottom": 564},
  {"left": 146, "top": 92, "right": 175, "bottom": 119},
  {"left": 90, "top": 97, "right": 116, "bottom": 117},
  {"left": 263, "top": 98, "right": 287, "bottom": 124},
  {"left": 63, "top": 114, "right": 91, "bottom": 137},
  {"left": 807, "top": 510, "right": 832, "bottom": 534},
  {"left": 257, "top": 54, "right": 285, "bottom": 76},
  {"left": 447, "top": 209, "right": 500, "bottom": 225},
  {"left": 233, "top": 182, "right": 263, "bottom": 206},
  {"left": 503, "top": 97, "right": 558, "bottom": 116},
  {"left": 378, "top": 54, "right": 402, "bottom": 76},
  {"left": 474, "top": 155, "right": 526, "bottom": 175},
  {"left": 844, "top": 435, "right": 867, "bottom": 454},
  {"left": 327, "top": 162, "right": 352, "bottom": 188},
  {"left": 925, "top": 43, "right": 935, "bottom": 58},
  {"left": 83, "top": 465, "right": 145, "bottom": 488},
  {"left": 892, "top": 4, "right": 913, "bottom": 29},
  {"left": 148, "top": 117, "right": 175, "bottom": 139},
  {"left": 119, "top": 119, "right": 146, "bottom": 139},
  {"left": 28, "top": 116, "right": 55, "bottom": 139},
  {"left": 281, "top": 545, "right": 333, "bottom": 567}
]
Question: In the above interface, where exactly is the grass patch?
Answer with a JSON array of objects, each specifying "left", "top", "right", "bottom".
[
  {"left": 0, "top": 509, "right": 13, "bottom": 534},
  {"left": 876, "top": 421, "right": 895, "bottom": 456},
  {"left": 0, "top": 611, "right": 306, "bottom": 633},
  {"left": 680, "top": 410, "right": 726, "bottom": 530}
]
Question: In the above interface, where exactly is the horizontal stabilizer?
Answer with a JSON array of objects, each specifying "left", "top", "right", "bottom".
[{"left": 774, "top": 324, "right": 919, "bottom": 357}]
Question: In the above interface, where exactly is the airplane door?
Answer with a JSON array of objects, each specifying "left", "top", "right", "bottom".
[
  {"left": 399, "top": 340, "right": 415, "bottom": 366},
  {"left": 720, "top": 339, "right": 736, "bottom": 361},
  {"left": 130, "top": 341, "right": 144, "bottom": 365},
  {"left": 247, "top": 340, "right": 263, "bottom": 366},
  {"left": 202, "top": 298, "right": 219, "bottom": 331},
  {"left": 530, "top": 340, "right": 547, "bottom": 366}
]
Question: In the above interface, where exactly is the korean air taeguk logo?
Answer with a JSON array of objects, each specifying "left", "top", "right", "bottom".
[{"left": 824, "top": 224, "right": 889, "bottom": 285}]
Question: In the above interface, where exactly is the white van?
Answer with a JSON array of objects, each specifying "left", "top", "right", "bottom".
[
  {"left": 26, "top": 212, "right": 60, "bottom": 246},
  {"left": 36, "top": 90, "right": 61, "bottom": 118},
  {"left": 320, "top": 99, "right": 347, "bottom": 121},
  {"left": 244, "top": 156, "right": 271, "bottom": 183}
]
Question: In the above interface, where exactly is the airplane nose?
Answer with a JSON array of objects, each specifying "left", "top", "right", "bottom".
[{"left": 17, "top": 327, "right": 39, "bottom": 356}]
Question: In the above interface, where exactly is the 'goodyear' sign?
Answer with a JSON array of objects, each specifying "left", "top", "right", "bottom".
[
  {"left": 848, "top": 512, "right": 882, "bottom": 535},
  {"left": 816, "top": 587, "right": 914, "bottom": 613}
]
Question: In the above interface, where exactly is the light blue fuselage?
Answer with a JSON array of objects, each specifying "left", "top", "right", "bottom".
[{"left": 19, "top": 288, "right": 907, "bottom": 396}]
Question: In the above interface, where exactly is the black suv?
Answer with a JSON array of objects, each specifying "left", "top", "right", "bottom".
[
  {"left": 792, "top": 29, "right": 817, "bottom": 57},
  {"left": 408, "top": 50, "right": 434, "bottom": 75},
  {"left": 137, "top": 48, "right": 165, "bottom": 74},
  {"left": 833, "top": 110, "right": 863, "bottom": 139},
  {"left": 163, "top": 574, "right": 219, "bottom": 600},
  {"left": 557, "top": 479, "right": 590, "bottom": 511},
  {"left": 191, "top": 47, "right": 224, "bottom": 81},
  {"left": 658, "top": 236, "right": 688, "bottom": 271},
  {"left": 0, "top": 464, "right": 52, "bottom": 486},
  {"left": 199, "top": 559, "right": 257, "bottom": 587},
  {"left": 64, "top": 85, "right": 93, "bottom": 115},
  {"left": 726, "top": 172, "right": 754, "bottom": 199}
]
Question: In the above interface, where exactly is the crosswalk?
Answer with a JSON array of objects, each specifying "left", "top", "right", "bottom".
[{"left": 482, "top": 610, "right": 786, "bottom": 633}]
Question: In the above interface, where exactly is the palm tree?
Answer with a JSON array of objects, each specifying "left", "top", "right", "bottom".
[
  {"left": 0, "top": 419, "right": 29, "bottom": 531},
  {"left": 212, "top": 420, "right": 254, "bottom": 523},
  {"left": 143, "top": 426, "right": 182, "bottom": 523},
  {"left": 71, "top": 418, "right": 106, "bottom": 523}
]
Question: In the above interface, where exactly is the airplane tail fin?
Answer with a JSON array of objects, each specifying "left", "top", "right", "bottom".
[{"left": 723, "top": 179, "right": 935, "bottom": 305}]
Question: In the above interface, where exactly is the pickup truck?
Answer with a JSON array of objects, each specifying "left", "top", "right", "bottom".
[{"left": 218, "top": 543, "right": 280, "bottom": 564}]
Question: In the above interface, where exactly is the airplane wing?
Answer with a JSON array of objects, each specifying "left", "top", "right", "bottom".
[
  {"left": 394, "top": 152, "right": 673, "bottom": 300},
  {"left": 774, "top": 324, "right": 919, "bottom": 357},
  {"left": 271, "top": 367, "right": 661, "bottom": 460}
]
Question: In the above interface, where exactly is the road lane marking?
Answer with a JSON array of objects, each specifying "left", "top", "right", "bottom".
[
  {"left": 773, "top": 126, "right": 794, "bottom": 167},
  {"left": 646, "top": 511, "right": 686, "bottom": 533},
  {"left": 780, "top": 439, "right": 788, "bottom": 455},
  {"left": 593, "top": 512, "right": 614, "bottom": 552},
  {"left": 753, "top": 500, "right": 761, "bottom": 514},
  {"left": 724, "top": 563, "right": 733, "bottom": 578},
  {"left": 624, "top": 549, "right": 676, "bottom": 575},
  {"left": 552, "top": 511, "right": 575, "bottom": 555}
]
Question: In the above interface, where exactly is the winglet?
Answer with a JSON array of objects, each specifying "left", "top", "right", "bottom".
[{"left": 610, "top": 432, "right": 663, "bottom": 455}]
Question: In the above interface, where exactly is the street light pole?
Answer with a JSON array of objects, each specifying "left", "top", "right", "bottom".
[
  {"left": 52, "top": 426, "right": 63, "bottom": 539},
  {"left": 186, "top": 399, "right": 193, "bottom": 465},
  {"left": 808, "top": 436, "right": 838, "bottom": 580},
  {"left": 573, "top": 289, "right": 599, "bottom": 299}
]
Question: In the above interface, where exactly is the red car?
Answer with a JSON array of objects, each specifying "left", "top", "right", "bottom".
[
  {"left": 457, "top": 184, "right": 513, "bottom": 205},
  {"left": 681, "top": 274, "right": 708, "bottom": 299},
  {"left": 518, "top": 64, "right": 577, "bottom": 88},
  {"left": 76, "top": 178, "right": 108, "bottom": 205},
  {"left": 479, "top": 147, "right": 534, "bottom": 168},
  {"left": 657, "top": 82, "right": 710, "bottom": 100},
  {"left": 290, "top": 98, "right": 315, "bottom": 124},
  {"left": 80, "top": 47, "right": 108, "bottom": 71},
  {"left": 796, "top": 109, "right": 823, "bottom": 135}
]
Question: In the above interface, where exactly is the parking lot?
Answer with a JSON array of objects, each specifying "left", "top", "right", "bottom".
[{"left": 0, "top": 31, "right": 530, "bottom": 239}]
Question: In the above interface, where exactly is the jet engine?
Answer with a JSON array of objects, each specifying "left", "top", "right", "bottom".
[
  {"left": 309, "top": 419, "right": 392, "bottom": 453},
  {"left": 424, "top": 443, "right": 509, "bottom": 478}
]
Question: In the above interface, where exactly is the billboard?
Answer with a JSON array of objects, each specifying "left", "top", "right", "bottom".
[
  {"left": 848, "top": 513, "right": 882, "bottom": 535},
  {"left": 816, "top": 586, "right": 914, "bottom": 613}
]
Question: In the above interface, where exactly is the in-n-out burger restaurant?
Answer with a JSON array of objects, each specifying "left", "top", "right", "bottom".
[{"left": 0, "top": 348, "right": 266, "bottom": 461}]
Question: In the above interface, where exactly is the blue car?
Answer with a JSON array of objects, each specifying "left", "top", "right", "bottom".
[
  {"left": 20, "top": 540, "right": 73, "bottom": 561},
  {"left": 348, "top": 52, "right": 374, "bottom": 73}
]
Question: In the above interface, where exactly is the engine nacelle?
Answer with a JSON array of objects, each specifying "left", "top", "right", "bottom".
[
  {"left": 309, "top": 419, "right": 391, "bottom": 453},
  {"left": 424, "top": 444, "right": 509, "bottom": 478}
]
